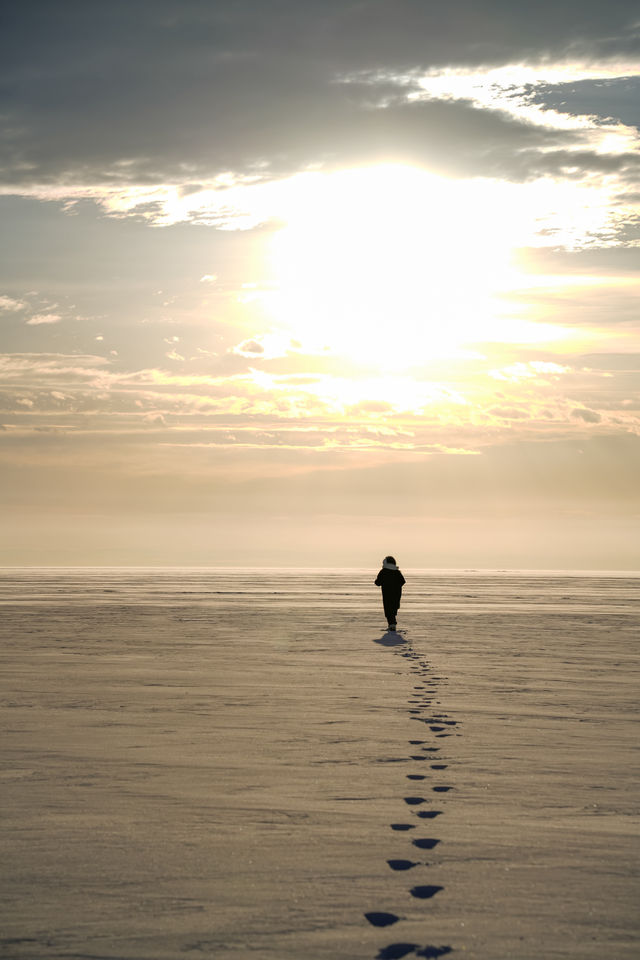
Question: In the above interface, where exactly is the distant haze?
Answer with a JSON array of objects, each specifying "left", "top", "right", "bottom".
[{"left": 0, "top": 2, "right": 638, "bottom": 568}]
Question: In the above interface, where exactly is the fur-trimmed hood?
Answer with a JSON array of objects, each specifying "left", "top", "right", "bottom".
[{"left": 382, "top": 559, "right": 399, "bottom": 571}]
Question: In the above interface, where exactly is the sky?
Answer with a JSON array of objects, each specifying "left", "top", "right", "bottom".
[{"left": 0, "top": 0, "right": 639, "bottom": 568}]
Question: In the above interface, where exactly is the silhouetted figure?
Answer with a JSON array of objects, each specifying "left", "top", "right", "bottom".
[{"left": 375, "top": 555, "right": 406, "bottom": 631}]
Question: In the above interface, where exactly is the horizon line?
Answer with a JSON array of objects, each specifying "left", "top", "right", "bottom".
[{"left": 1, "top": 565, "right": 639, "bottom": 575}]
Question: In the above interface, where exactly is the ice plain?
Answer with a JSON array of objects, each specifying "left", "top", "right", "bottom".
[{"left": 1, "top": 569, "right": 638, "bottom": 960}]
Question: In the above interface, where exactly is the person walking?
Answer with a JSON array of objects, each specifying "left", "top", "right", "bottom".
[{"left": 375, "top": 555, "right": 406, "bottom": 631}]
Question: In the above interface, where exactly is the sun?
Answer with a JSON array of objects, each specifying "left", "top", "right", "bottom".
[{"left": 264, "top": 165, "right": 553, "bottom": 369}]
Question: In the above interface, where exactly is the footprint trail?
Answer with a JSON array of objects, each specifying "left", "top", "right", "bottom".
[{"left": 368, "top": 625, "right": 460, "bottom": 959}]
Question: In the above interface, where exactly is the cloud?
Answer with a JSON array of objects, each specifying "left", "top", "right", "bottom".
[
  {"left": 3, "top": 344, "right": 636, "bottom": 451},
  {"left": 233, "top": 339, "right": 265, "bottom": 358},
  {"left": 571, "top": 407, "right": 602, "bottom": 423},
  {"left": 524, "top": 76, "right": 640, "bottom": 130},
  {"left": 491, "top": 147, "right": 640, "bottom": 182},
  {"left": 0, "top": 352, "right": 110, "bottom": 381},
  {"left": 0, "top": 295, "right": 26, "bottom": 311},
  {"left": 1, "top": 1, "right": 637, "bottom": 201},
  {"left": 488, "top": 405, "right": 530, "bottom": 419},
  {"left": 26, "top": 313, "right": 61, "bottom": 325},
  {"left": 230, "top": 334, "right": 301, "bottom": 360},
  {"left": 0, "top": 92, "right": 594, "bottom": 191},
  {"left": 165, "top": 349, "right": 185, "bottom": 361}
]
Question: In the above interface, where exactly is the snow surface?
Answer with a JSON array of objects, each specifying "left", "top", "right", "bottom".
[{"left": 1, "top": 570, "right": 638, "bottom": 959}]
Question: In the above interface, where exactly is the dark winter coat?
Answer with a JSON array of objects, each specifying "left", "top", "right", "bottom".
[{"left": 374, "top": 567, "right": 406, "bottom": 607}]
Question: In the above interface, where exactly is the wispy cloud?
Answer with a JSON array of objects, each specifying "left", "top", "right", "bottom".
[
  {"left": 0, "top": 295, "right": 26, "bottom": 311},
  {"left": 26, "top": 313, "right": 62, "bottom": 325}
]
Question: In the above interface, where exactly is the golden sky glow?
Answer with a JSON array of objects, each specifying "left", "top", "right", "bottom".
[{"left": 0, "top": 4, "right": 639, "bottom": 566}]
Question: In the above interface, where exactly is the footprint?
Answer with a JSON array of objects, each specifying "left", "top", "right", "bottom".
[
  {"left": 390, "top": 823, "right": 416, "bottom": 831},
  {"left": 416, "top": 948, "right": 453, "bottom": 958},
  {"left": 387, "top": 859, "right": 419, "bottom": 871},
  {"left": 432, "top": 786, "right": 452, "bottom": 793},
  {"left": 421, "top": 747, "right": 440, "bottom": 753},
  {"left": 431, "top": 764, "right": 448, "bottom": 770},
  {"left": 410, "top": 885, "right": 443, "bottom": 900},
  {"left": 417, "top": 810, "right": 442, "bottom": 819},
  {"left": 409, "top": 755, "right": 428, "bottom": 761},
  {"left": 429, "top": 726, "right": 445, "bottom": 732},
  {"left": 404, "top": 796, "right": 426, "bottom": 806},
  {"left": 409, "top": 740, "right": 426, "bottom": 745},
  {"left": 365, "top": 911, "right": 400, "bottom": 927},
  {"left": 412, "top": 838, "right": 440, "bottom": 850},
  {"left": 408, "top": 710, "right": 422, "bottom": 715},
  {"left": 376, "top": 944, "right": 418, "bottom": 960},
  {"left": 407, "top": 774, "right": 425, "bottom": 781}
]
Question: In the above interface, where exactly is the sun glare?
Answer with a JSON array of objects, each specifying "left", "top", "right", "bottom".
[{"left": 265, "top": 166, "right": 577, "bottom": 368}]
